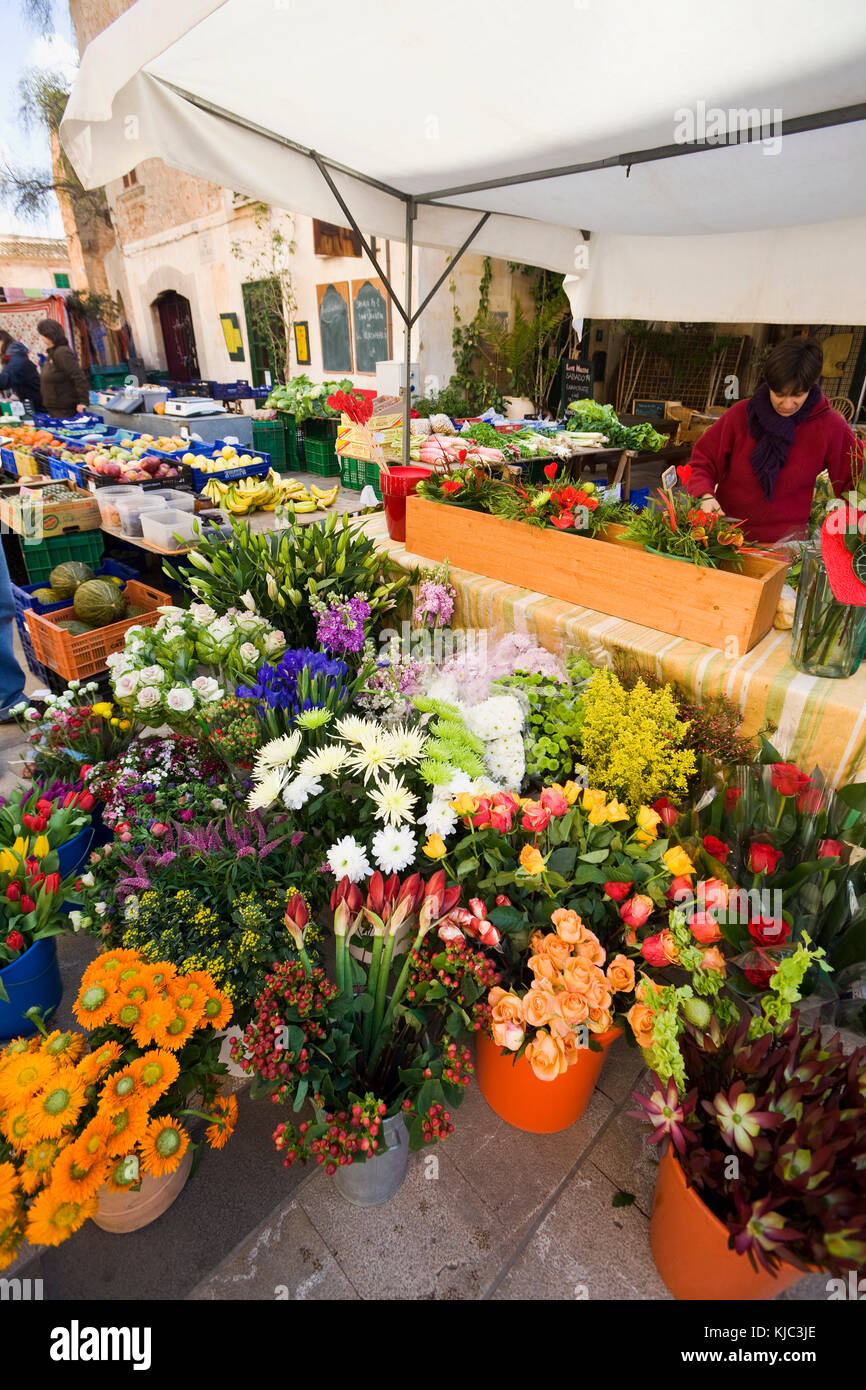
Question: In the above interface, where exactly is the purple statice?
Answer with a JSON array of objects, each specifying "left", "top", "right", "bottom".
[
  {"left": 314, "top": 594, "right": 371, "bottom": 657},
  {"left": 413, "top": 579, "right": 455, "bottom": 630},
  {"left": 236, "top": 648, "right": 349, "bottom": 715}
]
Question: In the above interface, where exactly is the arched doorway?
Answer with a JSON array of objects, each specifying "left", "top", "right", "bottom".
[{"left": 154, "top": 291, "right": 200, "bottom": 381}]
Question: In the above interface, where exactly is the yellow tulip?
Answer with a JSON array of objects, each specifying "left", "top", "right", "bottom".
[
  {"left": 32, "top": 835, "right": 50, "bottom": 859},
  {"left": 664, "top": 846, "right": 696, "bottom": 877},
  {"left": 0, "top": 848, "right": 18, "bottom": 874},
  {"left": 12, "top": 837, "right": 28, "bottom": 858},
  {"left": 422, "top": 834, "right": 447, "bottom": 860}
]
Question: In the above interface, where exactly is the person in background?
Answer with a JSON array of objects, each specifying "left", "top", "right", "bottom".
[
  {"left": 0, "top": 539, "right": 27, "bottom": 722},
  {"left": 684, "top": 337, "right": 862, "bottom": 542},
  {"left": 0, "top": 330, "right": 43, "bottom": 413},
  {"left": 37, "top": 318, "right": 90, "bottom": 417}
]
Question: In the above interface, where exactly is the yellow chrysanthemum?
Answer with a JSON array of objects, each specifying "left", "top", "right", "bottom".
[
  {"left": 139, "top": 1117, "right": 189, "bottom": 1178},
  {"left": 205, "top": 1094, "right": 238, "bottom": 1151},
  {"left": 103, "top": 1102, "right": 149, "bottom": 1158},
  {"left": 25, "top": 1185, "right": 97, "bottom": 1247},
  {"left": 50, "top": 1142, "right": 109, "bottom": 1203},
  {"left": 0, "top": 1050, "right": 58, "bottom": 1105},
  {"left": 76, "top": 1041, "right": 124, "bottom": 1089},
  {"left": 26, "top": 1068, "right": 87, "bottom": 1140},
  {"left": 39, "top": 1030, "right": 86, "bottom": 1064},
  {"left": 131, "top": 1049, "right": 180, "bottom": 1100}
]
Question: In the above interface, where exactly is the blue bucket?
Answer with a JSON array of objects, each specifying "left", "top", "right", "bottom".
[
  {"left": 57, "top": 826, "right": 95, "bottom": 878},
  {"left": 0, "top": 936, "right": 62, "bottom": 1040}
]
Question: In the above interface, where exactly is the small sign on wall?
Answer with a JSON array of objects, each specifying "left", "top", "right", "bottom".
[
  {"left": 220, "top": 313, "right": 245, "bottom": 362},
  {"left": 294, "top": 321, "right": 311, "bottom": 366}
]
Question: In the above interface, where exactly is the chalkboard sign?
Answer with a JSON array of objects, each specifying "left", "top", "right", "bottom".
[
  {"left": 352, "top": 279, "right": 389, "bottom": 374},
  {"left": 562, "top": 359, "right": 592, "bottom": 412},
  {"left": 317, "top": 283, "right": 352, "bottom": 373},
  {"left": 632, "top": 398, "right": 666, "bottom": 417}
]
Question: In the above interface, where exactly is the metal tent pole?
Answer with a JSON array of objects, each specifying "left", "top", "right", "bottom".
[{"left": 403, "top": 200, "right": 415, "bottom": 466}]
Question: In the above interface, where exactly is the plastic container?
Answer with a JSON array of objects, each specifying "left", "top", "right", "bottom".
[
  {"left": 140, "top": 507, "right": 197, "bottom": 550},
  {"left": 115, "top": 493, "right": 165, "bottom": 537},
  {"left": 475, "top": 1026, "right": 622, "bottom": 1134},
  {"left": 302, "top": 435, "right": 339, "bottom": 476},
  {"left": 57, "top": 826, "right": 95, "bottom": 878},
  {"left": 380, "top": 465, "right": 432, "bottom": 542},
  {"left": 333, "top": 1115, "right": 410, "bottom": 1207},
  {"left": 95, "top": 485, "right": 140, "bottom": 528},
  {"left": 339, "top": 455, "right": 382, "bottom": 499},
  {"left": 144, "top": 488, "right": 195, "bottom": 513},
  {"left": 0, "top": 937, "right": 63, "bottom": 1040}
]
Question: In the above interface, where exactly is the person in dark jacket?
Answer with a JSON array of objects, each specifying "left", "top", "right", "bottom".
[
  {"left": 37, "top": 318, "right": 90, "bottom": 416},
  {"left": 0, "top": 331, "right": 42, "bottom": 413}
]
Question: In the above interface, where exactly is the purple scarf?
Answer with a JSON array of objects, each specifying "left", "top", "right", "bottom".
[{"left": 746, "top": 382, "right": 821, "bottom": 501}]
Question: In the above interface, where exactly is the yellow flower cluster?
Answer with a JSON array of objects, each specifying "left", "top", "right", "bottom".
[{"left": 579, "top": 671, "right": 697, "bottom": 810}]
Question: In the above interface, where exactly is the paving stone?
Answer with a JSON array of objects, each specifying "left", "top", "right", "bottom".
[
  {"left": 188, "top": 1194, "right": 359, "bottom": 1301},
  {"left": 490, "top": 1162, "right": 673, "bottom": 1301},
  {"left": 590, "top": 1100, "right": 661, "bottom": 1218},
  {"left": 595, "top": 1031, "right": 647, "bottom": 1103}
]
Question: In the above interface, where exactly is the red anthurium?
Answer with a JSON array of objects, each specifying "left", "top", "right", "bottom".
[
  {"left": 543, "top": 462, "right": 557, "bottom": 481},
  {"left": 441, "top": 478, "right": 463, "bottom": 495},
  {"left": 550, "top": 513, "right": 575, "bottom": 529},
  {"left": 676, "top": 463, "right": 693, "bottom": 487},
  {"left": 821, "top": 503, "right": 866, "bottom": 605}
]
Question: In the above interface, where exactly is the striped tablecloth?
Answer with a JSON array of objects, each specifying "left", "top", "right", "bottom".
[{"left": 364, "top": 514, "right": 866, "bottom": 786}]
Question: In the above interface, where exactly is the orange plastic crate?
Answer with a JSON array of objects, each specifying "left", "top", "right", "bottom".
[{"left": 23, "top": 580, "right": 171, "bottom": 680}]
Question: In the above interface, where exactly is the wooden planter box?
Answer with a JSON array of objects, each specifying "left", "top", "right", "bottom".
[{"left": 404, "top": 497, "right": 789, "bottom": 654}]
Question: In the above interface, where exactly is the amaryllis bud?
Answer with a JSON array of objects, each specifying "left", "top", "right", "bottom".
[
  {"left": 346, "top": 881, "right": 363, "bottom": 914},
  {"left": 333, "top": 899, "right": 351, "bottom": 938},
  {"left": 604, "top": 881, "right": 633, "bottom": 903},
  {"left": 286, "top": 892, "right": 309, "bottom": 928},
  {"left": 495, "top": 894, "right": 512, "bottom": 907},
  {"left": 20, "top": 896, "right": 36, "bottom": 914},
  {"left": 424, "top": 869, "right": 445, "bottom": 903},
  {"left": 468, "top": 898, "right": 487, "bottom": 920},
  {"left": 441, "top": 884, "right": 461, "bottom": 916},
  {"left": 6, "top": 882, "right": 20, "bottom": 902},
  {"left": 330, "top": 876, "right": 350, "bottom": 911},
  {"left": 437, "top": 920, "right": 465, "bottom": 945},
  {"left": 367, "top": 871, "right": 385, "bottom": 914},
  {"left": 396, "top": 872, "right": 422, "bottom": 909}
]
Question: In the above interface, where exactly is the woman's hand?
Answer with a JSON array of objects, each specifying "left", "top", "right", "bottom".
[
  {"left": 76, "top": 403, "right": 88, "bottom": 414},
  {"left": 697, "top": 493, "right": 722, "bottom": 515}
]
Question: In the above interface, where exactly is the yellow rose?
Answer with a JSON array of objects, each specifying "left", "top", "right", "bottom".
[
  {"left": 450, "top": 793, "right": 479, "bottom": 818},
  {"left": 91, "top": 702, "right": 114, "bottom": 718},
  {"left": 587, "top": 803, "right": 608, "bottom": 825},
  {"left": 635, "top": 805, "right": 662, "bottom": 843},
  {"left": 559, "top": 781, "right": 581, "bottom": 806},
  {"left": 582, "top": 788, "right": 607, "bottom": 813},
  {"left": 519, "top": 844, "right": 546, "bottom": 877},
  {"left": 33, "top": 835, "right": 50, "bottom": 859},
  {"left": 422, "top": 834, "right": 447, "bottom": 860},
  {"left": 663, "top": 846, "right": 696, "bottom": 877},
  {"left": 603, "top": 800, "right": 629, "bottom": 823}
]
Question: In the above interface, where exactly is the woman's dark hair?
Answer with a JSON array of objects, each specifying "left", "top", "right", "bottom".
[
  {"left": 0, "top": 330, "right": 12, "bottom": 354},
  {"left": 36, "top": 318, "right": 68, "bottom": 347},
  {"left": 764, "top": 337, "right": 823, "bottom": 395}
]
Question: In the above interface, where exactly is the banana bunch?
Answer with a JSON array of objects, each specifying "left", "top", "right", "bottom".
[{"left": 201, "top": 470, "right": 339, "bottom": 516}]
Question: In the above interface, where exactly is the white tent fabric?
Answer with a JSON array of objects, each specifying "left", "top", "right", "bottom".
[{"left": 61, "top": 0, "right": 866, "bottom": 322}]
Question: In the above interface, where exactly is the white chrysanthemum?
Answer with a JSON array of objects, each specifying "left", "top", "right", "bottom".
[
  {"left": 485, "top": 734, "right": 526, "bottom": 786},
  {"left": 384, "top": 723, "right": 427, "bottom": 765},
  {"left": 441, "top": 770, "right": 473, "bottom": 797},
  {"left": 465, "top": 695, "right": 524, "bottom": 742},
  {"left": 299, "top": 744, "right": 350, "bottom": 779},
  {"left": 346, "top": 729, "right": 398, "bottom": 784},
  {"left": 335, "top": 714, "right": 375, "bottom": 743},
  {"left": 255, "top": 730, "right": 301, "bottom": 770},
  {"left": 295, "top": 707, "right": 333, "bottom": 731},
  {"left": 166, "top": 687, "right": 196, "bottom": 713},
  {"left": 369, "top": 773, "right": 418, "bottom": 826},
  {"left": 282, "top": 773, "right": 323, "bottom": 811},
  {"left": 421, "top": 798, "right": 459, "bottom": 839},
  {"left": 247, "top": 767, "right": 288, "bottom": 812},
  {"left": 371, "top": 826, "right": 417, "bottom": 875},
  {"left": 326, "top": 835, "right": 372, "bottom": 883}
]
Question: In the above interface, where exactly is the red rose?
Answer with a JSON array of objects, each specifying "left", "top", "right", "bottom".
[
  {"left": 770, "top": 763, "right": 810, "bottom": 799},
  {"left": 748, "top": 916, "right": 790, "bottom": 947},
  {"left": 817, "top": 838, "right": 844, "bottom": 861},
  {"left": 521, "top": 802, "right": 551, "bottom": 833},
  {"left": 604, "top": 881, "right": 633, "bottom": 903},
  {"left": 5, "top": 930, "right": 24, "bottom": 953},
  {"left": 688, "top": 911, "right": 723, "bottom": 945},
  {"left": 540, "top": 787, "right": 569, "bottom": 817},
  {"left": 641, "top": 929, "right": 679, "bottom": 967},
  {"left": 19, "top": 896, "right": 36, "bottom": 914},
  {"left": 470, "top": 797, "right": 493, "bottom": 830},
  {"left": 489, "top": 805, "right": 515, "bottom": 833},
  {"left": 666, "top": 874, "right": 695, "bottom": 904},
  {"left": 651, "top": 796, "right": 679, "bottom": 827},
  {"left": 744, "top": 957, "right": 778, "bottom": 989},
  {"left": 724, "top": 787, "right": 743, "bottom": 813},
  {"left": 620, "top": 894, "right": 654, "bottom": 929},
  {"left": 702, "top": 834, "right": 730, "bottom": 863},
  {"left": 797, "top": 786, "right": 826, "bottom": 816},
  {"left": 748, "top": 842, "right": 783, "bottom": 875}
]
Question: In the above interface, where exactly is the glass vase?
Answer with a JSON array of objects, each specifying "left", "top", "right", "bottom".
[{"left": 790, "top": 547, "right": 866, "bottom": 679}]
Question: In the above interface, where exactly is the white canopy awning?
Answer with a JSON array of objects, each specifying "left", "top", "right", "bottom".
[{"left": 61, "top": 0, "right": 866, "bottom": 322}]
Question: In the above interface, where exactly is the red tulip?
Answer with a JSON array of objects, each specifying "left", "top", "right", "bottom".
[
  {"left": 35, "top": 798, "right": 53, "bottom": 815},
  {"left": 62, "top": 791, "right": 79, "bottom": 809},
  {"left": 79, "top": 791, "right": 95, "bottom": 812},
  {"left": 702, "top": 834, "right": 730, "bottom": 863},
  {"left": 620, "top": 894, "right": 654, "bottom": 929},
  {"left": 817, "top": 839, "right": 844, "bottom": 861},
  {"left": 19, "top": 896, "right": 35, "bottom": 914},
  {"left": 604, "top": 881, "right": 633, "bottom": 903},
  {"left": 521, "top": 802, "right": 551, "bottom": 833},
  {"left": 748, "top": 916, "right": 790, "bottom": 947},
  {"left": 652, "top": 796, "right": 678, "bottom": 827},
  {"left": 43, "top": 873, "right": 60, "bottom": 896},
  {"left": 5, "top": 882, "right": 20, "bottom": 903},
  {"left": 285, "top": 892, "right": 309, "bottom": 928},
  {"left": 748, "top": 842, "right": 783, "bottom": 875},
  {"left": 4, "top": 930, "right": 24, "bottom": 953}
]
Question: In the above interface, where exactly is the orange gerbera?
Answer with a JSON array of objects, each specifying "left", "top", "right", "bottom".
[
  {"left": 139, "top": 1117, "right": 189, "bottom": 1178},
  {"left": 18, "top": 1137, "right": 62, "bottom": 1195},
  {"left": 205, "top": 1094, "right": 238, "bottom": 1151},
  {"left": 39, "top": 1030, "right": 86, "bottom": 1064},
  {"left": 76, "top": 1041, "right": 124, "bottom": 1088},
  {"left": 166, "top": 978, "right": 206, "bottom": 1027},
  {"left": 25, "top": 1185, "right": 97, "bottom": 1247},
  {"left": 182, "top": 972, "right": 233, "bottom": 1030},
  {"left": 80, "top": 949, "right": 142, "bottom": 991},
  {"left": 0, "top": 1162, "right": 19, "bottom": 1220},
  {"left": 0, "top": 1051, "right": 57, "bottom": 1105},
  {"left": 27, "top": 1068, "right": 87, "bottom": 1140},
  {"left": 131, "top": 1049, "right": 180, "bottom": 1100},
  {"left": 103, "top": 1102, "right": 149, "bottom": 1157},
  {"left": 145, "top": 962, "right": 178, "bottom": 994},
  {"left": 1, "top": 1104, "right": 35, "bottom": 1150},
  {"left": 148, "top": 1008, "right": 197, "bottom": 1052},
  {"left": 50, "top": 1142, "right": 108, "bottom": 1203},
  {"left": 73, "top": 979, "right": 116, "bottom": 1030}
]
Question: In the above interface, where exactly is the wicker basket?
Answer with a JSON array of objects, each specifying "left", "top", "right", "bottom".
[{"left": 23, "top": 580, "right": 171, "bottom": 680}]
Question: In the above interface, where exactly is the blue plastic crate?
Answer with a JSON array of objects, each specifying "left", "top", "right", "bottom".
[
  {"left": 209, "top": 380, "right": 253, "bottom": 400},
  {"left": 34, "top": 413, "right": 103, "bottom": 430},
  {"left": 1, "top": 447, "right": 17, "bottom": 477},
  {"left": 47, "top": 456, "right": 87, "bottom": 488},
  {"left": 251, "top": 386, "right": 271, "bottom": 400},
  {"left": 179, "top": 455, "right": 271, "bottom": 493},
  {"left": 630, "top": 487, "right": 650, "bottom": 511}
]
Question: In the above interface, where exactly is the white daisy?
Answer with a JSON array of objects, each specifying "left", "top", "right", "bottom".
[
  {"left": 282, "top": 773, "right": 323, "bottom": 810},
  {"left": 421, "top": 799, "right": 459, "bottom": 839},
  {"left": 369, "top": 773, "right": 418, "bottom": 827},
  {"left": 326, "top": 835, "right": 372, "bottom": 883},
  {"left": 298, "top": 744, "right": 350, "bottom": 779},
  {"left": 247, "top": 767, "right": 288, "bottom": 812},
  {"left": 371, "top": 825, "right": 418, "bottom": 875},
  {"left": 384, "top": 723, "right": 427, "bottom": 765},
  {"left": 255, "top": 731, "right": 301, "bottom": 770}
]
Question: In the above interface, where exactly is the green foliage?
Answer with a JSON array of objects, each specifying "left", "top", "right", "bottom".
[
  {"left": 498, "top": 655, "right": 593, "bottom": 782},
  {"left": 565, "top": 399, "right": 667, "bottom": 451},
  {"left": 264, "top": 373, "right": 354, "bottom": 421},
  {"left": 580, "top": 669, "right": 697, "bottom": 809}
]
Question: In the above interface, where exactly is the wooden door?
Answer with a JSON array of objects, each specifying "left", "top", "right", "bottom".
[{"left": 157, "top": 292, "right": 200, "bottom": 382}]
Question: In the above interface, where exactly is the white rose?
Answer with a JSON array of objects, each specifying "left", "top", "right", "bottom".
[
  {"left": 166, "top": 687, "right": 195, "bottom": 712},
  {"left": 135, "top": 685, "right": 162, "bottom": 710},
  {"left": 114, "top": 672, "right": 139, "bottom": 699},
  {"left": 138, "top": 665, "right": 166, "bottom": 685},
  {"left": 239, "top": 642, "right": 259, "bottom": 666}
]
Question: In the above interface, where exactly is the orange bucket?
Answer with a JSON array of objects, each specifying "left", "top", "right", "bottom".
[
  {"left": 476, "top": 1026, "right": 622, "bottom": 1134},
  {"left": 650, "top": 1147, "right": 809, "bottom": 1300}
]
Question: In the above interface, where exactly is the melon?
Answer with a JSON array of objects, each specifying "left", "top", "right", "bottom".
[
  {"left": 31, "top": 587, "right": 61, "bottom": 604},
  {"left": 56, "top": 619, "right": 93, "bottom": 635},
  {"left": 73, "top": 578, "right": 128, "bottom": 628},
  {"left": 49, "top": 561, "right": 94, "bottom": 598}
]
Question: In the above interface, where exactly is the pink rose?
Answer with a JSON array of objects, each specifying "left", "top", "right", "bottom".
[{"left": 620, "top": 894, "right": 654, "bottom": 929}]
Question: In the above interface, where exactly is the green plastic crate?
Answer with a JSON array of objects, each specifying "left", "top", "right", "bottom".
[
  {"left": 22, "top": 530, "right": 105, "bottom": 585},
  {"left": 252, "top": 419, "right": 289, "bottom": 471},
  {"left": 90, "top": 364, "right": 129, "bottom": 390},
  {"left": 302, "top": 416, "right": 339, "bottom": 440},
  {"left": 302, "top": 435, "right": 340, "bottom": 477},
  {"left": 339, "top": 455, "right": 382, "bottom": 499},
  {"left": 278, "top": 413, "right": 304, "bottom": 468}
]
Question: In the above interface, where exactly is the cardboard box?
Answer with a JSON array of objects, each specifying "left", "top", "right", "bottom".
[{"left": 0, "top": 479, "right": 102, "bottom": 539}]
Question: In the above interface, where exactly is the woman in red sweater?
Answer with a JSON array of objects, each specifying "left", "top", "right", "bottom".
[{"left": 685, "top": 338, "right": 862, "bottom": 543}]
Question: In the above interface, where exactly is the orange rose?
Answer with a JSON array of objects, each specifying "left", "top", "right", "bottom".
[
  {"left": 587, "top": 1006, "right": 613, "bottom": 1034},
  {"left": 489, "top": 988, "right": 525, "bottom": 1051},
  {"left": 573, "top": 933, "right": 606, "bottom": 966},
  {"left": 585, "top": 976, "right": 612, "bottom": 1012},
  {"left": 523, "top": 988, "right": 557, "bottom": 1028},
  {"left": 519, "top": 844, "right": 546, "bottom": 877},
  {"left": 527, "top": 953, "right": 559, "bottom": 984},
  {"left": 701, "top": 945, "right": 727, "bottom": 976},
  {"left": 540, "top": 933, "right": 572, "bottom": 972},
  {"left": 563, "top": 956, "right": 595, "bottom": 995},
  {"left": 606, "top": 953, "right": 636, "bottom": 995},
  {"left": 529, "top": 930, "right": 546, "bottom": 954},
  {"left": 524, "top": 1029, "right": 568, "bottom": 1082},
  {"left": 627, "top": 1001, "right": 655, "bottom": 1050},
  {"left": 551, "top": 907, "right": 584, "bottom": 943},
  {"left": 559, "top": 991, "right": 589, "bottom": 1026}
]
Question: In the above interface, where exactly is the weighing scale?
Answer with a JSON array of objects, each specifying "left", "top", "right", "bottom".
[{"left": 164, "top": 397, "right": 227, "bottom": 417}]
